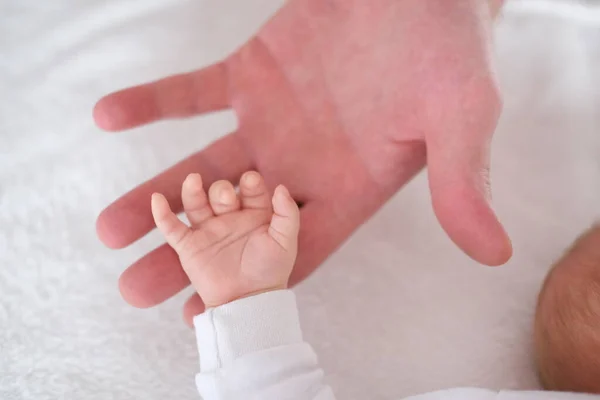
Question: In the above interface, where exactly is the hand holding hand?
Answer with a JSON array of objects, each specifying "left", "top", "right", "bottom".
[{"left": 94, "top": 0, "right": 511, "bottom": 323}]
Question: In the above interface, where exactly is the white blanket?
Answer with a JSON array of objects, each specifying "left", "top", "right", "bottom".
[{"left": 1, "top": 0, "right": 599, "bottom": 399}]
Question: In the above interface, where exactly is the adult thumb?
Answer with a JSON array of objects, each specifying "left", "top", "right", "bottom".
[{"left": 426, "top": 86, "right": 512, "bottom": 266}]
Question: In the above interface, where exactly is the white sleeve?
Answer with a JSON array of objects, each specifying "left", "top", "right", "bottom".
[{"left": 193, "top": 290, "right": 336, "bottom": 400}]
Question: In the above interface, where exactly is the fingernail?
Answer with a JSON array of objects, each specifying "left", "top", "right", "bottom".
[
  {"left": 277, "top": 185, "right": 290, "bottom": 199},
  {"left": 220, "top": 188, "right": 233, "bottom": 203},
  {"left": 188, "top": 173, "right": 201, "bottom": 182},
  {"left": 244, "top": 171, "right": 260, "bottom": 187}
]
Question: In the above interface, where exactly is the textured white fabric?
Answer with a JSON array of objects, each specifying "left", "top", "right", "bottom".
[
  {"left": 193, "top": 290, "right": 334, "bottom": 399},
  {"left": 193, "top": 290, "right": 304, "bottom": 372},
  {"left": 1, "top": 1, "right": 600, "bottom": 399},
  {"left": 191, "top": 290, "right": 599, "bottom": 400}
]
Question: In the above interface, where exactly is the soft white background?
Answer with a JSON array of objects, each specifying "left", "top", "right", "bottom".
[{"left": 1, "top": 0, "right": 599, "bottom": 399}]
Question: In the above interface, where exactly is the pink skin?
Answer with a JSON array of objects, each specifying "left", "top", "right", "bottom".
[
  {"left": 150, "top": 172, "right": 300, "bottom": 309},
  {"left": 94, "top": 0, "right": 512, "bottom": 325}
]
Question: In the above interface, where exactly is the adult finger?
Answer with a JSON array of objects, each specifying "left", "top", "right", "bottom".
[
  {"left": 118, "top": 244, "right": 190, "bottom": 308},
  {"left": 96, "top": 133, "right": 252, "bottom": 249},
  {"left": 93, "top": 63, "right": 230, "bottom": 131},
  {"left": 426, "top": 82, "right": 512, "bottom": 266}
]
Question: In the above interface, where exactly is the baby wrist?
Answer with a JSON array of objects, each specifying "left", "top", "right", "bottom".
[{"left": 202, "top": 284, "right": 288, "bottom": 309}]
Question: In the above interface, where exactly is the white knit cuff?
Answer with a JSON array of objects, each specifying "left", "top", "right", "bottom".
[{"left": 193, "top": 290, "right": 303, "bottom": 372}]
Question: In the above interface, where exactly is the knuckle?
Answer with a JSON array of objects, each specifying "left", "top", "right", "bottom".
[
  {"left": 467, "top": 75, "right": 503, "bottom": 121},
  {"left": 420, "top": 63, "right": 503, "bottom": 133},
  {"left": 436, "top": 74, "right": 503, "bottom": 134}
]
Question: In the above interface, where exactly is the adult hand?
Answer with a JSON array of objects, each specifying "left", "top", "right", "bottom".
[{"left": 94, "top": 0, "right": 511, "bottom": 324}]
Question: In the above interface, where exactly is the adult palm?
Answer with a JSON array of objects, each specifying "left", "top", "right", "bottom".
[{"left": 94, "top": 0, "right": 511, "bottom": 324}]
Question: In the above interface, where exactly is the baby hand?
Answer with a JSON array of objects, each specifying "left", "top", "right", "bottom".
[{"left": 150, "top": 171, "right": 299, "bottom": 309}]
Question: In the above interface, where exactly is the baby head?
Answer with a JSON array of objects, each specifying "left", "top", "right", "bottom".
[{"left": 534, "top": 224, "right": 600, "bottom": 393}]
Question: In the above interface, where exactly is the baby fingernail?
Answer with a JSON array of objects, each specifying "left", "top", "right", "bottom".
[
  {"left": 277, "top": 185, "right": 290, "bottom": 199},
  {"left": 244, "top": 171, "right": 260, "bottom": 187},
  {"left": 220, "top": 190, "right": 231, "bottom": 203}
]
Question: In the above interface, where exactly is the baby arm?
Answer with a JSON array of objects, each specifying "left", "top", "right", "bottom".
[
  {"left": 151, "top": 171, "right": 336, "bottom": 400},
  {"left": 194, "top": 291, "right": 334, "bottom": 400}
]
